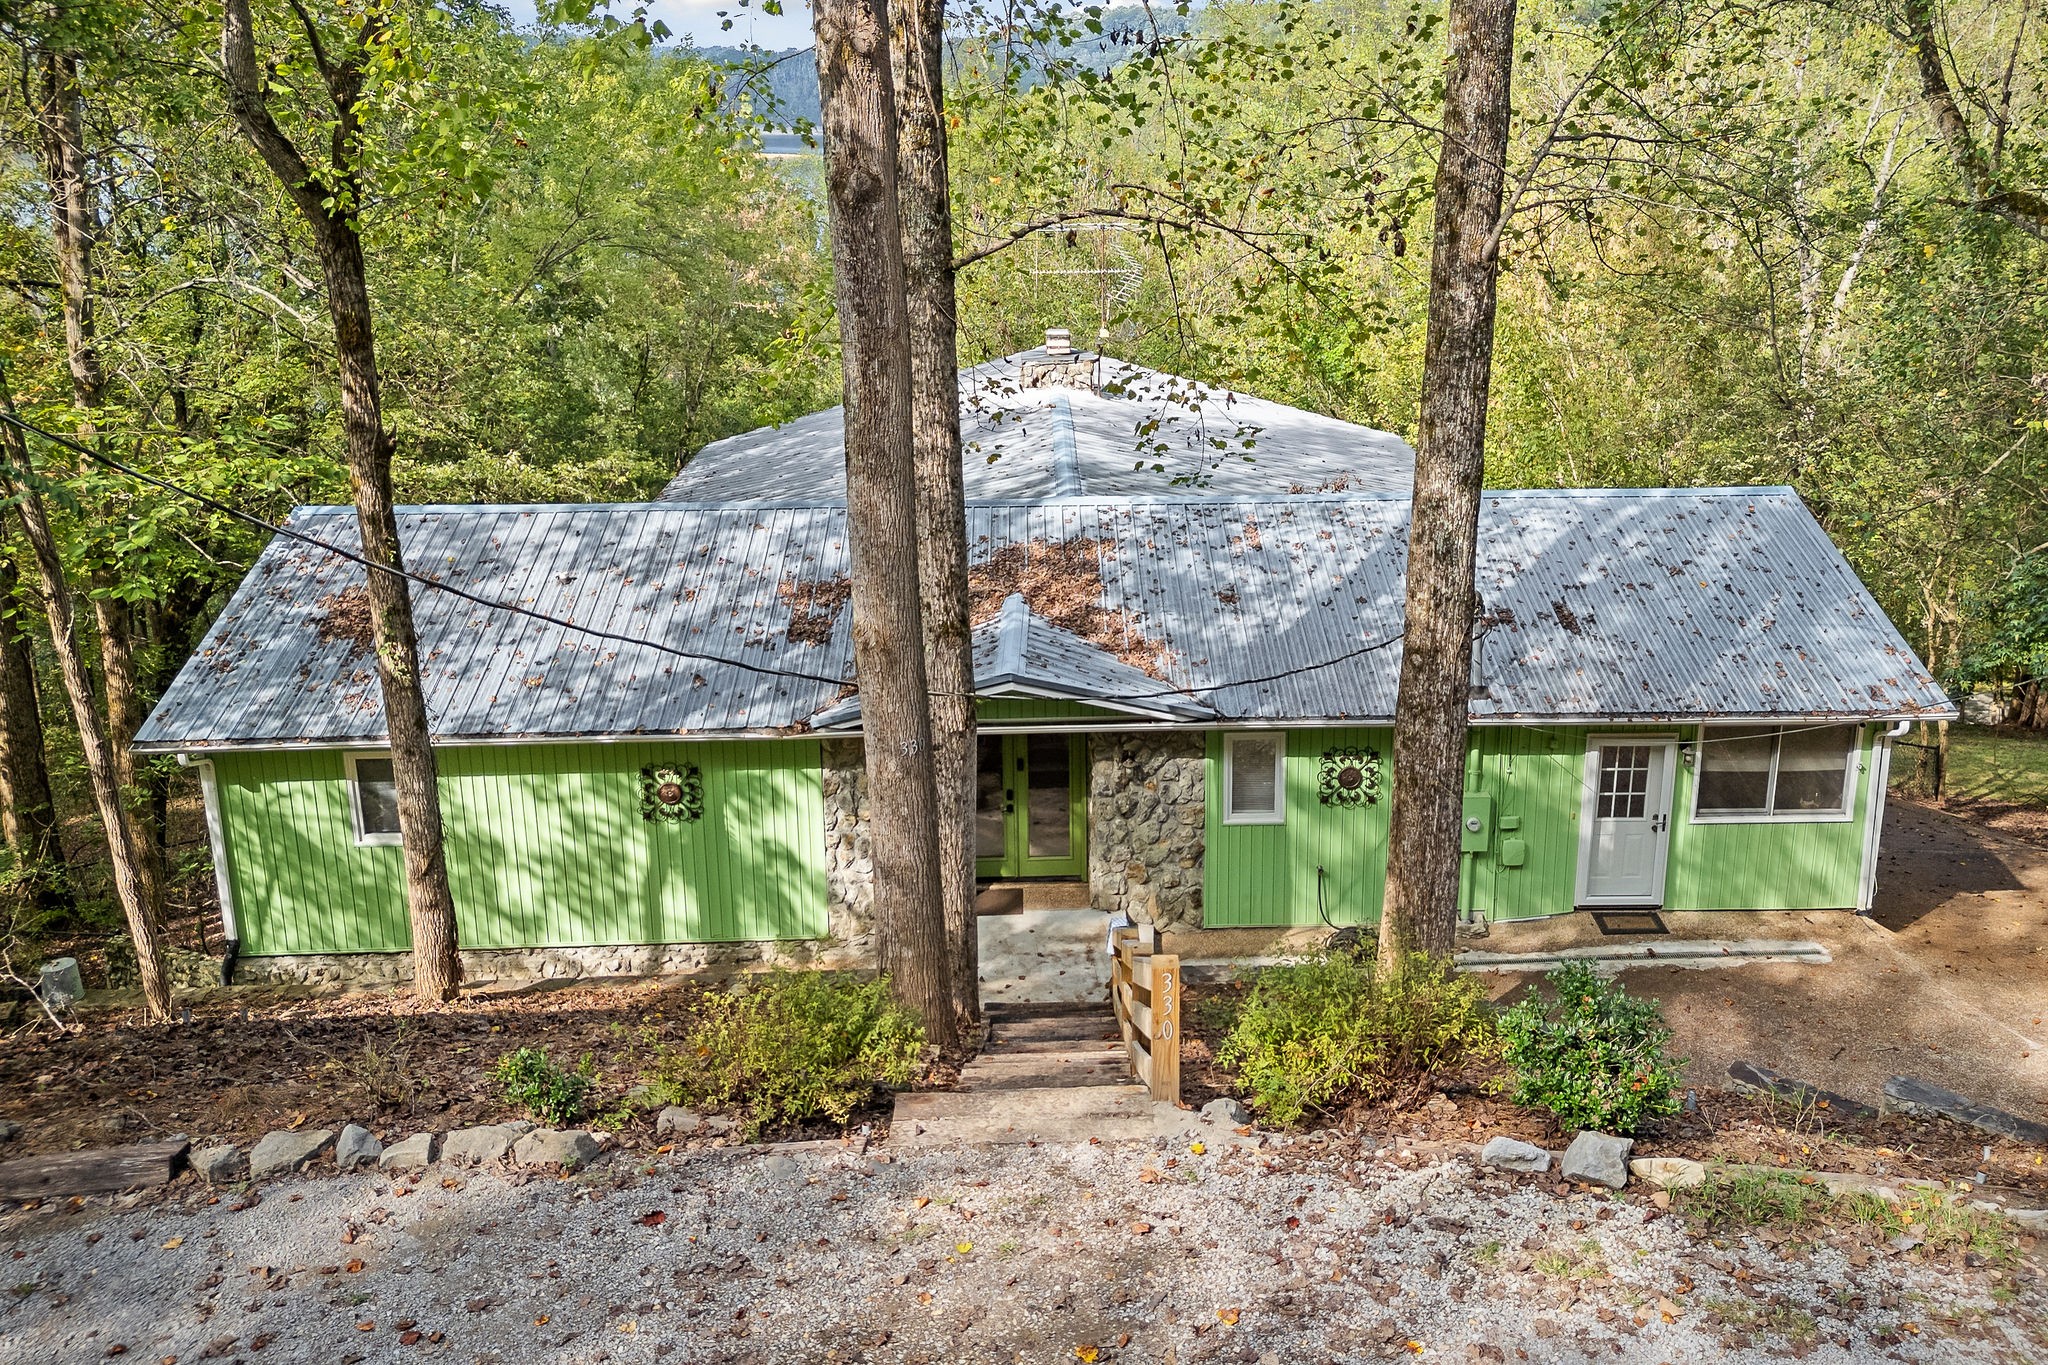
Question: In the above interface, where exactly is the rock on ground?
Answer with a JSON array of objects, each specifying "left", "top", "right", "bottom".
[
  {"left": 1561, "top": 1130, "right": 1635, "bottom": 1189},
  {"left": 378, "top": 1132, "right": 436, "bottom": 1173},
  {"left": 190, "top": 1144, "right": 245, "bottom": 1184},
  {"left": 0, "top": 1137, "right": 2032, "bottom": 1365},
  {"left": 1200, "top": 1097, "right": 1251, "bottom": 1126},
  {"left": 1480, "top": 1135, "right": 1551, "bottom": 1173},
  {"left": 655, "top": 1107, "right": 703, "bottom": 1137},
  {"left": 335, "top": 1124, "right": 383, "bottom": 1172},
  {"left": 1630, "top": 1156, "right": 1706, "bottom": 1189},
  {"left": 442, "top": 1123, "right": 528, "bottom": 1167},
  {"left": 247, "top": 1128, "right": 334, "bottom": 1180},
  {"left": 512, "top": 1129, "right": 600, "bottom": 1169}
]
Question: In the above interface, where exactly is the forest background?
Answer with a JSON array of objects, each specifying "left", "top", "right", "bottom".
[{"left": 0, "top": 0, "right": 2042, "bottom": 977}]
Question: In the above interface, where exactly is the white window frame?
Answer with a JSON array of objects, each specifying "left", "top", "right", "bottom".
[
  {"left": 344, "top": 751, "right": 404, "bottom": 846},
  {"left": 1221, "top": 731, "right": 1287, "bottom": 825},
  {"left": 1687, "top": 724, "right": 1860, "bottom": 825}
]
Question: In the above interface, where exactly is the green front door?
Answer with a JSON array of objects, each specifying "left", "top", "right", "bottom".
[{"left": 975, "top": 734, "right": 1088, "bottom": 879}]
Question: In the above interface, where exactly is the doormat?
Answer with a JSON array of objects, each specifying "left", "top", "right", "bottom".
[{"left": 1591, "top": 910, "right": 1668, "bottom": 936}]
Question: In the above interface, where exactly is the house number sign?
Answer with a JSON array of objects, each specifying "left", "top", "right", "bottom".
[{"left": 1154, "top": 968, "right": 1176, "bottom": 1041}]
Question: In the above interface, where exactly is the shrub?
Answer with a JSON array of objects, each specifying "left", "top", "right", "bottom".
[
  {"left": 1498, "top": 963, "right": 1683, "bottom": 1133},
  {"left": 652, "top": 971, "right": 925, "bottom": 1139},
  {"left": 492, "top": 1046, "right": 593, "bottom": 1126},
  {"left": 1215, "top": 952, "right": 1497, "bottom": 1126}
]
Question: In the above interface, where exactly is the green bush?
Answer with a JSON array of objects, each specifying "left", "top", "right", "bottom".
[
  {"left": 653, "top": 971, "right": 925, "bottom": 1139},
  {"left": 492, "top": 1046, "right": 593, "bottom": 1126},
  {"left": 1215, "top": 952, "right": 1497, "bottom": 1126},
  {"left": 1498, "top": 963, "right": 1684, "bottom": 1133}
]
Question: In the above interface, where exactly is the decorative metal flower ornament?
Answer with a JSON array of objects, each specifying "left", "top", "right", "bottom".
[
  {"left": 639, "top": 763, "right": 705, "bottom": 823},
  {"left": 1317, "top": 746, "right": 1382, "bottom": 807}
]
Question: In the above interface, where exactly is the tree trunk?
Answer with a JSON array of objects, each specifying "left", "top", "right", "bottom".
[
  {"left": 1378, "top": 0, "right": 1517, "bottom": 970},
  {"left": 92, "top": 586, "right": 163, "bottom": 916},
  {"left": 221, "top": 0, "right": 461, "bottom": 1000},
  {"left": 813, "top": 0, "right": 957, "bottom": 1046},
  {"left": 36, "top": 51, "right": 104, "bottom": 416},
  {"left": 1902, "top": 0, "right": 2048, "bottom": 237},
  {"left": 892, "top": 0, "right": 980, "bottom": 1029},
  {"left": 0, "top": 556, "right": 66, "bottom": 908},
  {"left": 36, "top": 48, "right": 166, "bottom": 934},
  {"left": 0, "top": 366, "right": 170, "bottom": 1020}
]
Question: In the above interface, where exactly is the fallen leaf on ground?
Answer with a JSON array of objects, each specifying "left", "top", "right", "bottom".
[
  {"left": 639, "top": 1211, "right": 666, "bottom": 1227},
  {"left": 160, "top": 1238, "right": 183, "bottom": 1250},
  {"left": 1216, "top": 1307, "right": 1239, "bottom": 1325}
]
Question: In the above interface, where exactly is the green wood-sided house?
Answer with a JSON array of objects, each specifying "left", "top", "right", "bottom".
[{"left": 134, "top": 345, "right": 1954, "bottom": 982}]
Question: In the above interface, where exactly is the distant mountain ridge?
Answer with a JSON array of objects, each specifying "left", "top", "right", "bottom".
[{"left": 681, "top": 9, "right": 1197, "bottom": 129}]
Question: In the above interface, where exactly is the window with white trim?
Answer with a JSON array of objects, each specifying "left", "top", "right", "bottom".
[
  {"left": 1693, "top": 725, "right": 1857, "bottom": 819},
  {"left": 346, "top": 753, "right": 403, "bottom": 845},
  {"left": 1223, "top": 732, "right": 1286, "bottom": 824}
]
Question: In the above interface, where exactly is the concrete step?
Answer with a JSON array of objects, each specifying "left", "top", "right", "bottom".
[{"left": 890, "top": 1084, "right": 1159, "bottom": 1147}]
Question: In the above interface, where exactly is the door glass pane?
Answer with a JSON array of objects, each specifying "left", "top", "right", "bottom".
[
  {"left": 1596, "top": 745, "right": 1651, "bottom": 820},
  {"left": 1696, "top": 726, "right": 1774, "bottom": 812},
  {"left": 1774, "top": 726, "right": 1853, "bottom": 812},
  {"left": 975, "top": 737, "right": 1006, "bottom": 859},
  {"left": 1024, "top": 735, "right": 1071, "bottom": 859}
]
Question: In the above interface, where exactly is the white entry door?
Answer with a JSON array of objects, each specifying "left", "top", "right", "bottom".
[{"left": 1577, "top": 739, "right": 1677, "bottom": 906}]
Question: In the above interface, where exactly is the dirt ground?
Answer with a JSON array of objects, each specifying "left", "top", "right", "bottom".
[{"left": 1481, "top": 794, "right": 2048, "bottom": 1122}]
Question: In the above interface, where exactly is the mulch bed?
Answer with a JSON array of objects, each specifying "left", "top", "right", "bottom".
[
  {"left": 6, "top": 972, "right": 2042, "bottom": 1215},
  {"left": 1175, "top": 978, "right": 2048, "bottom": 1201},
  {"left": 0, "top": 978, "right": 896, "bottom": 1161}
]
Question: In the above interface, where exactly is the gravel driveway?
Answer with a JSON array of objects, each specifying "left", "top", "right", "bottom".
[{"left": 3, "top": 1133, "right": 2037, "bottom": 1364}]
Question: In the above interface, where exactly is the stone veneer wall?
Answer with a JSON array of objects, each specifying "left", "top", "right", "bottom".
[
  {"left": 222, "top": 938, "right": 865, "bottom": 990},
  {"left": 819, "top": 738, "right": 877, "bottom": 961},
  {"left": 1088, "top": 732, "right": 1206, "bottom": 930}
]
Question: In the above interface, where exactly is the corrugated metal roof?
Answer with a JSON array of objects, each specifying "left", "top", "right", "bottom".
[
  {"left": 656, "top": 353, "right": 1416, "bottom": 503},
  {"left": 810, "top": 593, "right": 1216, "bottom": 727},
  {"left": 134, "top": 487, "right": 1952, "bottom": 751}
]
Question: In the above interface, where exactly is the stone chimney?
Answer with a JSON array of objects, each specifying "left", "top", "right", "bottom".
[{"left": 1020, "top": 325, "right": 1098, "bottom": 390}]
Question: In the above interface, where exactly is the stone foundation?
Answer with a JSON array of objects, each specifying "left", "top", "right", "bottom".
[
  {"left": 1088, "top": 732, "right": 1206, "bottom": 930},
  {"left": 209, "top": 938, "right": 868, "bottom": 992}
]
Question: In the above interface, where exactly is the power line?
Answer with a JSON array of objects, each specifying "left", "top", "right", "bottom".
[
  {"left": 0, "top": 411, "right": 854, "bottom": 688},
  {"left": 0, "top": 409, "right": 1408, "bottom": 711}
]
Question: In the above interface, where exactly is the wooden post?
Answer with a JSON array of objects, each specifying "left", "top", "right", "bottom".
[{"left": 1150, "top": 952, "right": 1180, "bottom": 1105}]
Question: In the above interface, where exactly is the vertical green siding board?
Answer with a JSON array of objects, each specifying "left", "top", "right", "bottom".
[
  {"left": 1203, "top": 728, "right": 1393, "bottom": 928},
  {"left": 1664, "top": 724, "right": 1873, "bottom": 910},
  {"left": 214, "top": 740, "right": 827, "bottom": 954}
]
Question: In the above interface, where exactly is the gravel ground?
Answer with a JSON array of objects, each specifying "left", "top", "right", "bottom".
[{"left": 2, "top": 1132, "right": 2040, "bottom": 1365}]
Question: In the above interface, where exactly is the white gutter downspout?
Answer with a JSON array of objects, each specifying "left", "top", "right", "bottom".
[
  {"left": 179, "top": 754, "right": 238, "bottom": 944},
  {"left": 1855, "top": 720, "right": 1912, "bottom": 914}
]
